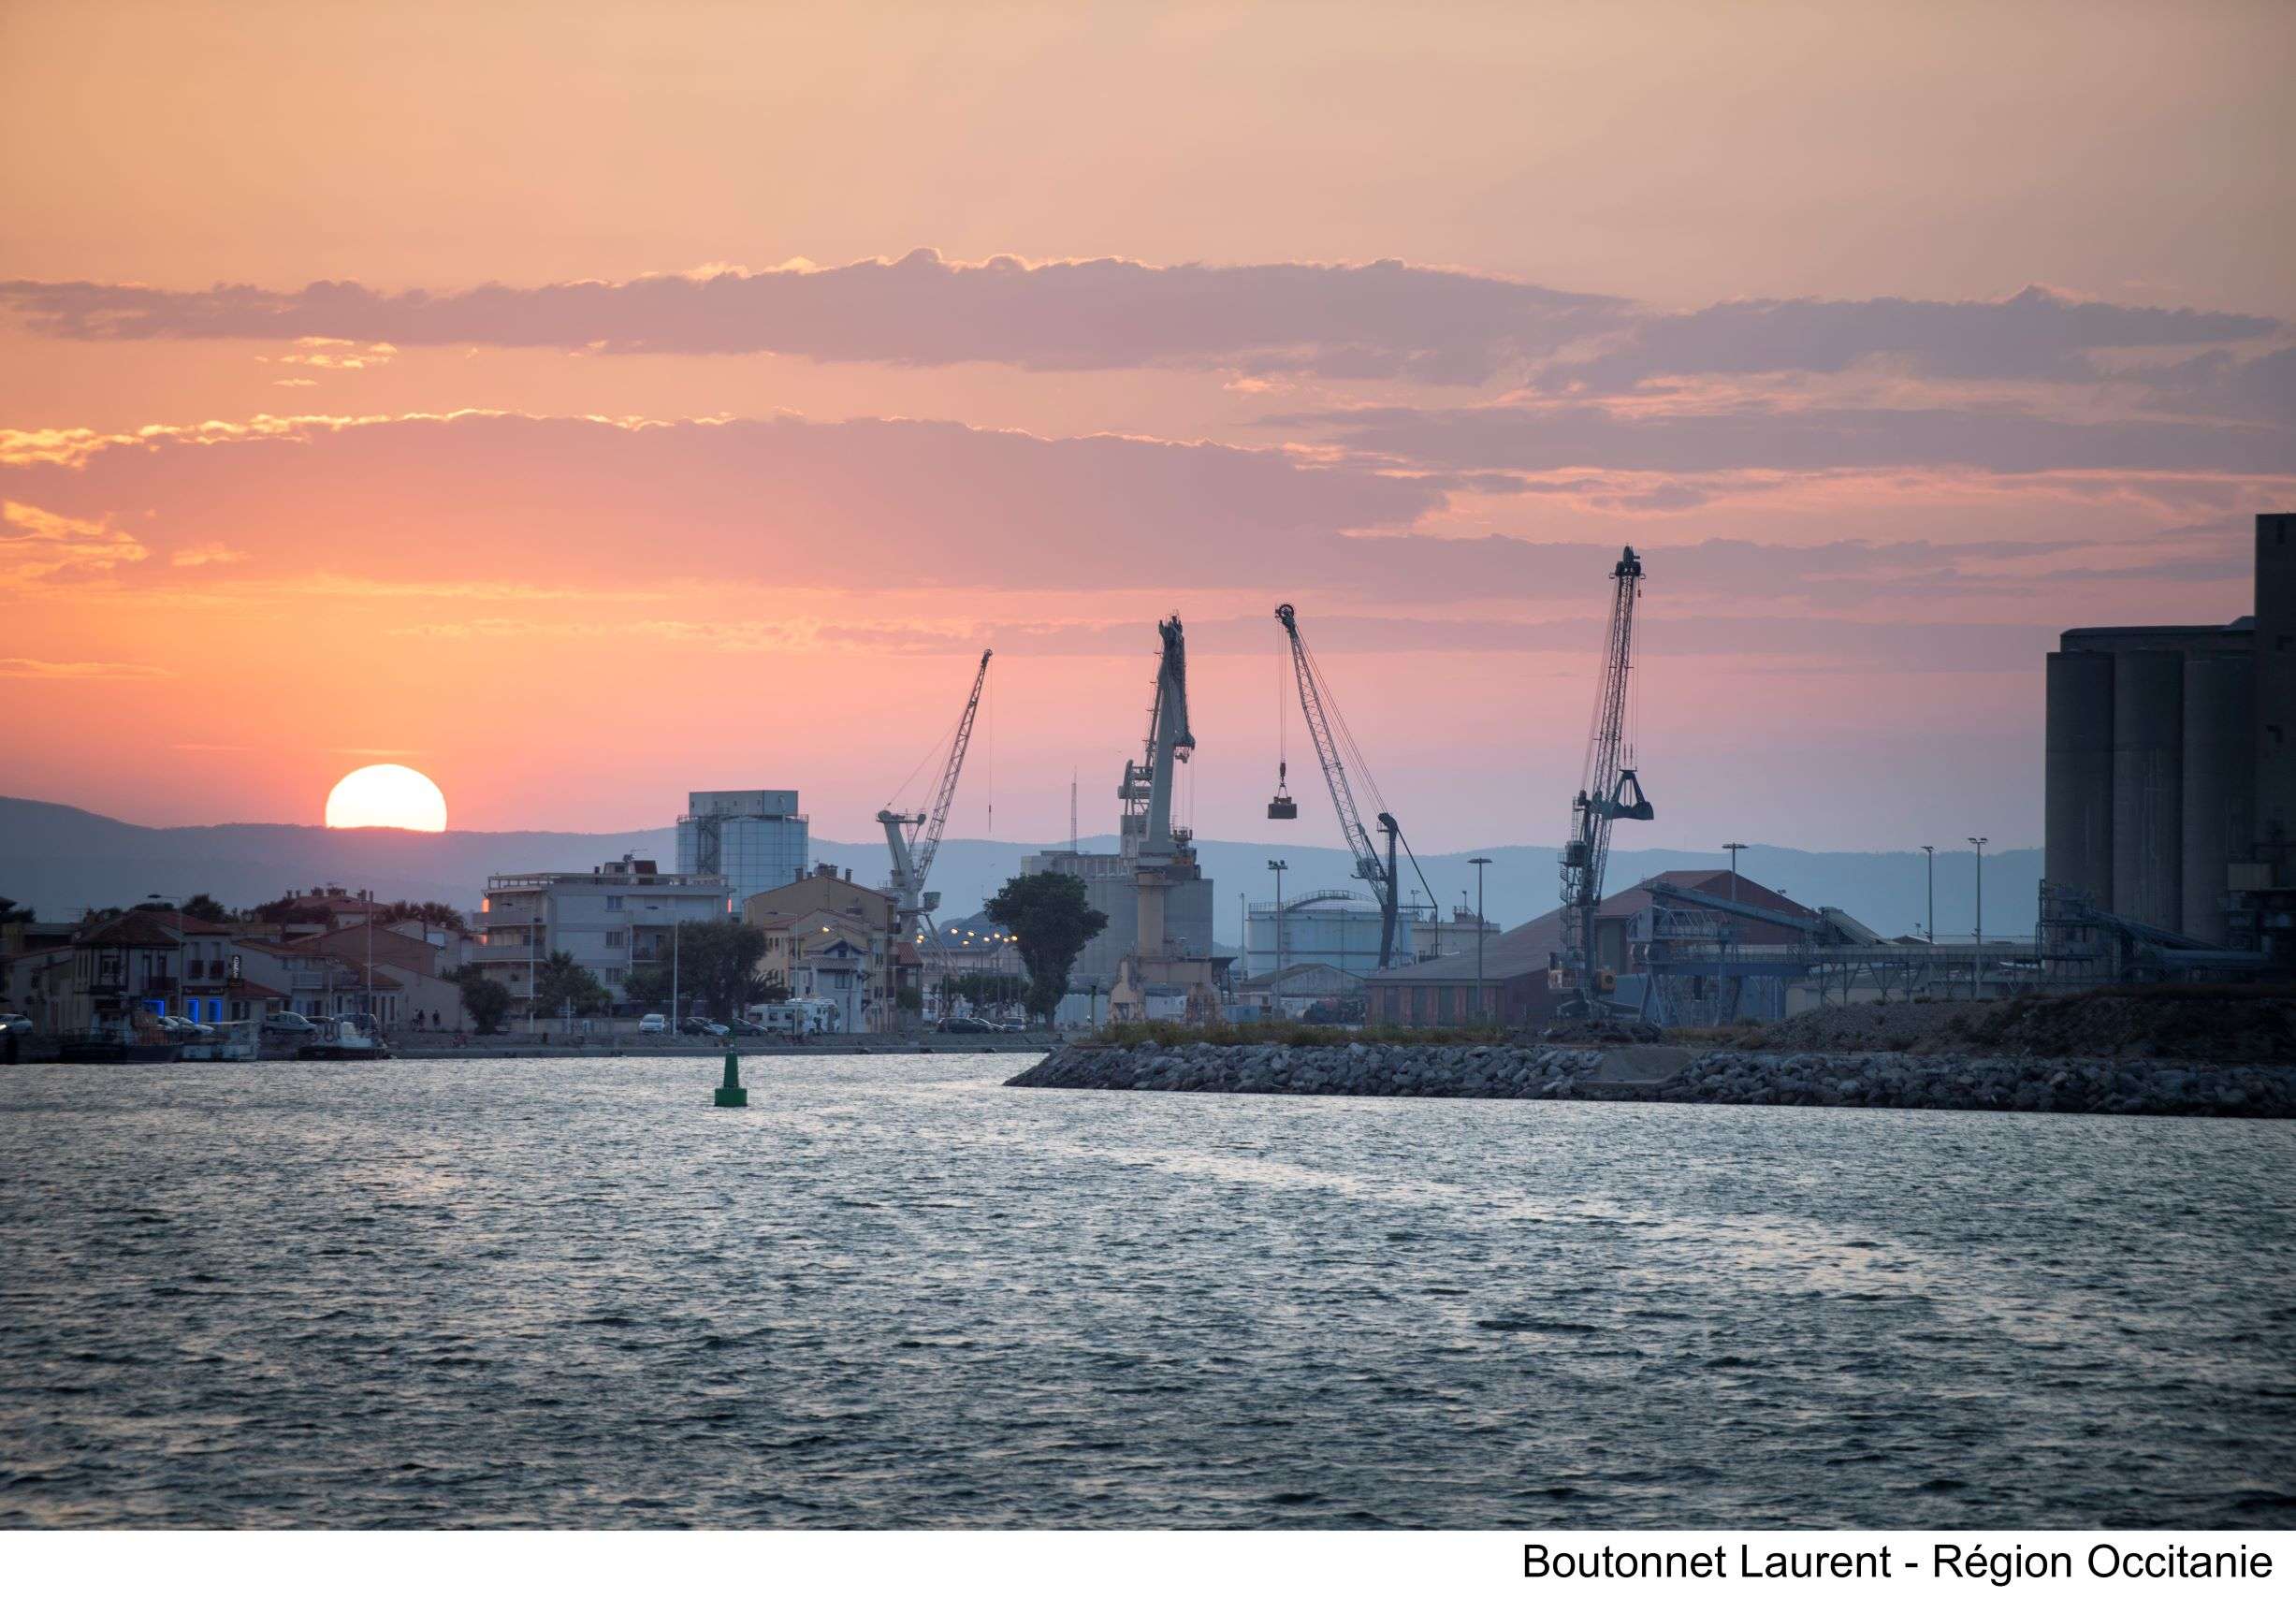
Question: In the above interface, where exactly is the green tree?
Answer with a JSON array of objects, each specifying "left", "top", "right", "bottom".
[
  {"left": 444, "top": 966, "right": 512, "bottom": 1034},
  {"left": 983, "top": 873, "right": 1109, "bottom": 1024},
  {"left": 379, "top": 898, "right": 470, "bottom": 934},
  {"left": 180, "top": 893, "right": 231, "bottom": 923},
  {"left": 673, "top": 919, "right": 772, "bottom": 1020},
  {"left": 534, "top": 950, "right": 610, "bottom": 1017},
  {"left": 0, "top": 897, "right": 36, "bottom": 924}
]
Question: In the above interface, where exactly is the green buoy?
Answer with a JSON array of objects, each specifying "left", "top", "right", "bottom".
[{"left": 713, "top": 1049, "right": 748, "bottom": 1108}]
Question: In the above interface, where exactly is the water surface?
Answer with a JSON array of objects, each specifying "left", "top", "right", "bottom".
[{"left": 3, "top": 1053, "right": 2291, "bottom": 1528}]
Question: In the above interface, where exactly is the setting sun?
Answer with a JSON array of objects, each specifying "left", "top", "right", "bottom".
[{"left": 325, "top": 763, "right": 448, "bottom": 832}]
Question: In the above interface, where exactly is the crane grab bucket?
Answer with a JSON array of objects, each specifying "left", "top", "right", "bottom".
[{"left": 1267, "top": 760, "right": 1298, "bottom": 820}]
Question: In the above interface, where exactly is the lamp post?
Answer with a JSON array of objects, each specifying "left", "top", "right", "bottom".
[
  {"left": 144, "top": 893, "right": 184, "bottom": 1019},
  {"left": 1967, "top": 835, "right": 1987, "bottom": 998},
  {"left": 1468, "top": 856, "right": 1491, "bottom": 1021},
  {"left": 1921, "top": 845, "right": 1935, "bottom": 944},
  {"left": 1267, "top": 859, "right": 1287, "bottom": 1019},
  {"left": 1723, "top": 842, "right": 1748, "bottom": 902}
]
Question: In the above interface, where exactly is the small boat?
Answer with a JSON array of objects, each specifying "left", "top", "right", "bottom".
[
  {"left": 296, "top": 1019, "right": 392, "bottom": 1061},
  {"left": 181, "top": 1020, "right": 262, "bottom": 1062},
  {"left": 57, "top": 1013, "right": 182, "bottom": 1063}
]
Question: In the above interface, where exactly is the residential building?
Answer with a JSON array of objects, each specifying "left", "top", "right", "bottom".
[
  {"left": 678, "top": 790, "right": 808, "bottom": 907},
  {"left": 743, "top": 865, "right": 901, "bottom": 1029},
  {"left": 472, "top": 855, "right": 729, "bottom": 1011}
]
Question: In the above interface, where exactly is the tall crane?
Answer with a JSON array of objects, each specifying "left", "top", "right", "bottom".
[
  {"left": 1274, "top": 603, "right": 1433, "bottom": 968},
  {"left": 879, "top": 648, "right": 993, "bottom": 973},
  {"left": 1555, "top": 547, "right": 1654, "bottom": 1015}
]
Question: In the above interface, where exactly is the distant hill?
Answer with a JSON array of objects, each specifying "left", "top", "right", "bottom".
[{"left": 0, "top": 794, "right": 2037, "bottom": 943}]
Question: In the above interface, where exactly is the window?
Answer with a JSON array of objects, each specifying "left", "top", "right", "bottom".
[
  {"left": 605, "top": 895, "right": 623, "bottom": 910},
  {"left": 604, "top": 931, "right": 627, "bottom": 949}
]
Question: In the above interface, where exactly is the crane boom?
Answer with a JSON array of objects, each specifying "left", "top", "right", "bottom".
[
  {"left": 879, "top": 648, "right": 993, "bottom": 948},
  {"left": 1556, "top": 547, "right": 1654, "bottom": 1014},
  {"left": 1275, "top": 603, "right": 1430, "bottom": 968}
]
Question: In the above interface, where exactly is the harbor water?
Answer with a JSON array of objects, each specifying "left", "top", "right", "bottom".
[{"left": 3, "top": 1052, "right": 2292, "bottom": 1528}]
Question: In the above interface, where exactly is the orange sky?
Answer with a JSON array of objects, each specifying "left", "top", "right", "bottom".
[{"left": 4, "top": 1, "right": 2291, "bottom": 851}]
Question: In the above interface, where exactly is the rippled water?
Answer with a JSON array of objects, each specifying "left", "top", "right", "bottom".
[{"left": 3, "top": 1053, "right": 2292, "bottom": 1529}]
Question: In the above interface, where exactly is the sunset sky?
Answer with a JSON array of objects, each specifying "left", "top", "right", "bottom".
[{"left": 4, "top": 1, "right": 2290, "bottom": 852}]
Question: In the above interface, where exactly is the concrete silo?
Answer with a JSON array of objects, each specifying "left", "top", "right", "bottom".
[
  {"left": 2181, "top": 652, "right": 2256, "bottom": 944},
  {"left": 2043, "top": 650, "right": 2115, "bottom": 908},
  {"left": 2110, "top": 648, "right": 2185, "bottom": 931}
]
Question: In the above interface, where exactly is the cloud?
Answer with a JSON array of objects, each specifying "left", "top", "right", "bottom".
[
  {"left": 0, "top": 656, "right": 173, "bottom": 679},
  {"left": 170, "top": 541, "right": 247, "bottom": 567},
  {"left": 0, "top": 250, "right": 1627, "bottom": 383},
  {"left": 1541, "top": 285, "right": 2280, "bottom": 392},
  {"left": 1, "top": 409, "right": 1446, "bottom": 591},
  {"left": 1, "top": 499, "right": 148, "bottom": 585},
  {"left": 1272, "top": 399, "right": 2296, "bottom": 476}
]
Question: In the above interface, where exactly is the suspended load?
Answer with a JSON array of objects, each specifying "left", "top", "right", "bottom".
[{"left": 1267, "top": 760, "right": 1298, "bottom": 821}]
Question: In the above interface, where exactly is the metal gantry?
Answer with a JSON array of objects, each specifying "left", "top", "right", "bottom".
[
  {"left": 879, "top": 648, "right": 993, "bottom": 990},
  {"left": 1273, "top": 602, "right": 1431, "bottom": 968},
  {"left": 1555, "top": 546, "right": 1654, "bottom": 1016}
]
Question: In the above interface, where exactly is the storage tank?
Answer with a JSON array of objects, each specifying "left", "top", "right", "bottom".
[
  {"left": 2112, "top": 648, "right": 2184, "bottom": 930},
  {"left": 2181, "top": 654, "right": 2255, "bottom": 945},
  {"left": 2259, "top": 514, "right": 2296, "bottom": 875},
  {"left": 2044, "top": 650, "right": 2114, "bottom": 905}
]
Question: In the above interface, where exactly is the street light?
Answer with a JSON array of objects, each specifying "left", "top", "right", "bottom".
[
  {"left": 1267, "top": 859, "right": 1287, "bottom": 1019},
  {"left": 1968, "top": 837, "right": 1987, "bottom": 946},
  {"left": 1468, "top": 856, "right": 1492, "bottom": 1021},
  {"left": 1921, "top": 845, "right": 1935, "bottom": 945},
  {"left": 1967, "top": 835, "right": 1987, "bottom": 999},
  {"left": 144, "top": 893, "right": 183, "bottom": 1019},
  {"left": 1723, "top": 842, "right": 1748, "bottom": 902}
]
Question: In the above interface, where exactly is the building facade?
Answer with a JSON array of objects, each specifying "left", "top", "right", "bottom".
[
  {"left": 473, "top": 855, "right": 729, "bottom": 1010},
  {"left": 677, "top": 790, "right": 808, "bottom": 907},
  {"left": 743, "top": 865, "right": 899, "bottom": 1030}
]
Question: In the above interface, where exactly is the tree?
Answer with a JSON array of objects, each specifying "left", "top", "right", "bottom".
[
  {"left": 984, "top": 873, "right": 1108, "bottom": 1024},
  {"left": 0, "top": 897, "right": 35, "bottom": 924},
  {"left": 444, "top": 966, "right": 512, "bottom": 1034},
  {"left": 534, "top": 950, "right": 610, "bottom": 1017},
  {"left": 624, "top": 922, "right": 773, "bottom": 1018},
  {"left": 379, "top": 898, "right": 469, "bottom": 934},
  {"left": 673, "top": 919, "right": 771, "bottom": 1020},
  {"left": 180, "top": 893, "right": 231, "bottom": 923}
]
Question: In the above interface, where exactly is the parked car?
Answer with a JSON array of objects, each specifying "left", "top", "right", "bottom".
[
  {"left": 638, "top": 1013, "right": 668, "bottom": 1035},
  {"left": 341, "top": 1011, "right": 385, "bottom": 1038},
  {"left": 677, "top": 1017, "right": 728, "bottom": 1038},
  {"left": 724, "top": 1017, "right": 768, "bottom": 1037},
  {"left": 938, "top": 1015, "right": 996, "bottom": 1035},
  {"left": 262, "top": 1011, "right": 318, "bottom": 1035},
  {"left": 156, "top": 1015, "right": 212, "bottom": 1040},
  {"left": 0, "top": 1012, "right": 32, "bottom": 1035}
]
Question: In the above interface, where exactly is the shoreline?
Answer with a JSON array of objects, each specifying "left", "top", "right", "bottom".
[{"left": 1008, "top": 1040, "right": 2296, "bottom": 1118}]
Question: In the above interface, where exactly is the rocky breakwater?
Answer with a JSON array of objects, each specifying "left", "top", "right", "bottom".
[{"left": 1007, "top": 1039, "right": 2296, "bottom": 1118}]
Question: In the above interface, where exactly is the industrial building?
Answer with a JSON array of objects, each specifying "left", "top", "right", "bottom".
[
  {"left": 676, "top": 790, "right": 809, "bottom": 908},
  {"left": 1242, "top": 889, "right": 1399, "bottom": 979},
  {"left": 2044, "top": 514, "right": 2294, "bottom": 955},
  {"left": 1364, "top": 870, "right": 1822, "bottom": 1027}
]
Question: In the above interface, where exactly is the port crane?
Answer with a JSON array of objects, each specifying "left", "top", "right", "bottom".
[
  {"left": 1272, "top": 603, "right": 1434, "bottom": 969},
  {"left": 879, "top": 648, "right": 993, "bottom": 986},
  {"left": 1554, "top": 547, "right": 1653, "bottom": 1015}
]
